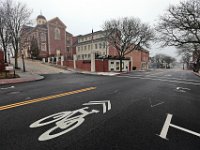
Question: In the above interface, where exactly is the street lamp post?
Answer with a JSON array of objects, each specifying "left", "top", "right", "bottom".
[{"left": 21, "top": 50, "right": 26, "bottom": 72}]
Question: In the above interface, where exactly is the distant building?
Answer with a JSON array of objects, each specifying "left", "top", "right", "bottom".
[
  {"left": 21, "top": 15, "right": 73, "bottom": 59},
  {"left": 75, "top": 30, "right": 149, "bottom": 70},
  {"left": 76, "top": 30, "right": 108, "bottom": 60}
]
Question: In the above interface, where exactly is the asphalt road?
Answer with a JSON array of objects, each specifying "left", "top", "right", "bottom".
[{"left": 0, "top": 69, "right": 200, "bottom": 150}]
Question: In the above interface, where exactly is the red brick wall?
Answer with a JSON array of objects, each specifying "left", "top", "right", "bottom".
[
  {"left": 76, "top": 60, "right": 91, "bottom": 71},
  {"left": 63, "top": 60, "right": 74, "bottom": 68},
  {"left": 95, "top": 60, "right": 108, "bottom": 72},
  {"left": 126, "top": 50, "right": 149, "bottom": 70},
  {"left": 108, "top": 46, "right": 118, "bottom": 56},
  {"left": 126, "top": 51, "right": 142, "bottom": 70},
  {"left": 64, "top": 59, "right": 109, "bottom": 72}
]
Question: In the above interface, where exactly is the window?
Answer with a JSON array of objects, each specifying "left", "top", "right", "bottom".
[
  {"left": 99, "top": 43, "right": 102, "bottom": 49},
  {"left": 82, "top": 54, "right": 84, "bottom": 59},
  {"left": 84, "top": 46, "right": 87, "bottom": 50},
  {"left": 88, "top": 54, "right": 91, "bottom": 58},
  {"left": 78, "top": 47, "right": 80, "bottom": 52},
  {"left": 41, "top": 33, "right": 46, "bottom": 41},
  {"left": 111, "top": 62, "right": 114, "bottom": 64},
  {"left": 54, "top": 28, "right": 61, "bottom": 40},
  {"left": 56, "top": 49, "right": 61, "bottom": 57},
  {"left": 103, "top": 42, "right": 106, "bottom": 48},
  {"left": 95, "top": 44, "right": 98, "bottom": 49},
  {"left": 88, "top": 45, "right": 90, "bottom": 50},
  {"left": 41, "top": 43, "right": 46, "bottom": 51},
  {"left": 81, "top": 46, "right": 83, "bottom": 51},
  {"left": 116, "top": 62, "right": 120, "bottom": 70}
]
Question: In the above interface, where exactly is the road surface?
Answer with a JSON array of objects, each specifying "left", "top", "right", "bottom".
[{"left": 0, "top": 69, "right": 200, "bottom": 150}]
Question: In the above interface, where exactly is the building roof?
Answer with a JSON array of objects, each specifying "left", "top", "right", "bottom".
[
  {"left": 76, "top": 30, "right": 105, "bottom": 37},
  {"left": 47, "top": 17, "right": 66, "bottom": 28},
  {"left": 37, "top": 15, "right": 46, "bottom": 20}
]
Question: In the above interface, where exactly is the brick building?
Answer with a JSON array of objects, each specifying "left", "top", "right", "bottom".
[
  {"left": 74, "top": 30, "right": 149, "bottom": 70},
  {"left": 21, "top": 15, "right": 71, "bottom": 60}
]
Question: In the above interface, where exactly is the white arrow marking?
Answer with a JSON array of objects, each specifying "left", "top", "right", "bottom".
[
  {"left": 1, "top": 86, "right": 15, "bottom": 90},
  {"left": 83, "top": 100, "right": 111, "bottom": 114},
  {"left": 176, "top": 87, "right": 191, "bottom": 91}
]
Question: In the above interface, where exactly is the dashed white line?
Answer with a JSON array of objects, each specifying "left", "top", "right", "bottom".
[{"left": 117, "top": 75, "right": 200, "bottom": 86}]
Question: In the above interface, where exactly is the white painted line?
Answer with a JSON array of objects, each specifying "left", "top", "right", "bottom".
[
  {"left": 151, "top": 102, "right": 165, "bottom": 108},
  {"left": 164, "top": 75, "right": 172, "bottom": 77},
  {"left": 83, "top": 100, "right": 111, "bottom": 113},
  {"left": 8, "top": 91, "right": 20, "bottom": 95},
  {"left": 158, "top": 114, "right": 200, "bottom": 140},
  {"left": 120, "top": 74, "right": 200, "bottom": 83},
  {"left": 84, "top": 102, "right": 107, "bottom": 113},
  {"left": 146, "top": 71, "right": 165, "bottom": 77},
  {"left": 1, "top": 86, "right": 15, "bottom": 90},
  {"left": 149, "top": 99, "right": 164, "bottom": 108},
  {"left": 159, "top": 113, "right": 172, "bottom": 140},
  {"left": 170, "top": 124, "right": 200, "bottom": 137},
  {"left": 117, "top": 75, "right": 200, "bottom": 86}
]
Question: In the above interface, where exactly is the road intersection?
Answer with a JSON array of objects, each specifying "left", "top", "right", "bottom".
[{"left": 0, "top": 69, "right": 200, "bottom": 150}]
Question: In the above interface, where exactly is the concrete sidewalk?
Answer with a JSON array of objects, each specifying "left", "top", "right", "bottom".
[
  {"left": 0, "top": 70, "right": 44, "bottom": 85},
  {"left": 64, "top": 67, "right": 122, "bottom": 76}
]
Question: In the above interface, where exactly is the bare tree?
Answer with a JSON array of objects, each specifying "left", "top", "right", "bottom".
[
  {"left": 177, "top": 43, "right": 200, "bottom": 71},
  {"left": 102, "top": 17, "right": 154, "bottom": 71},
  {"left": 156, "top": 0, "right": 200, "bottom": 72},
  {"left": 0, "top": 0, "right": 11, "bottom": 63},
  {"left": 156, "top": 0, "right": 200, "bottom": 47},
  {"left": 154, "top": 54, "right": 176, "bottom": 68},
  {"left": 4, "top": 0, "right": 32, "bottom": 69}
]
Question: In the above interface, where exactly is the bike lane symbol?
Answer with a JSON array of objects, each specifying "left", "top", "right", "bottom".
[{"left": 29, "top": 100, "right": 111, "bottom": 141}]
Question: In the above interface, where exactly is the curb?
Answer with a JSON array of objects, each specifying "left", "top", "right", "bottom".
[
  {"left": 0, "top": 75, "right": 44, "bottom": 85},
  {"left": 77, "top": 71, "right": 123, "bottom": 76},
  {"left": 193, "top": 72, "right": 200, "bottom": 77}
]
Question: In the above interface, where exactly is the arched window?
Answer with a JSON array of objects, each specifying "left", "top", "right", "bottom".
[{"left": 54, "top": 27, "right": 61, "bottom": 40}]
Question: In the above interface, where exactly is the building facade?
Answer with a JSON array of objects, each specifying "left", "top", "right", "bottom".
[
  {"left": 75, "top": 30, "right": 149, "bottom": 70},
  {"left": 21, "top": 15, "right": 69, "bottom": 59},
  {"left": 76, "top": 31, "right": 108, "bottom": 60}
]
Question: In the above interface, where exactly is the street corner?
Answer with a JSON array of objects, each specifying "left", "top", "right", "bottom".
[
  {"left": 193, "top": 71, "right": 200, "bottom": 77},
  {"left": 0, "top": 74, "right": 44, "bottom": 85}
]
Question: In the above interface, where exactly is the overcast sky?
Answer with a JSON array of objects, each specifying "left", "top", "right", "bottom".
[{"left": 21, "top": 0, "right": 183, "bottom": 58}]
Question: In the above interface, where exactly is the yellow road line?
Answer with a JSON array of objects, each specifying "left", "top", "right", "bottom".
[{"left": 0, "top": 87, "right": 96, "bottom": 111}]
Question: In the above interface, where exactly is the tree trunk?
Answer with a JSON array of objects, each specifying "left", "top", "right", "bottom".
[
  {"left": 22, "top": 54, "right": 26, "bottom": 72},
  {"left": 4, "top": 48, "right": 7, "bottom": 63},
  {"left": 120, "top": 58, "right": 122, "bottom": 72},
  {"left": 15, "top": 51, "right": 18, "bottom": 69}
]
